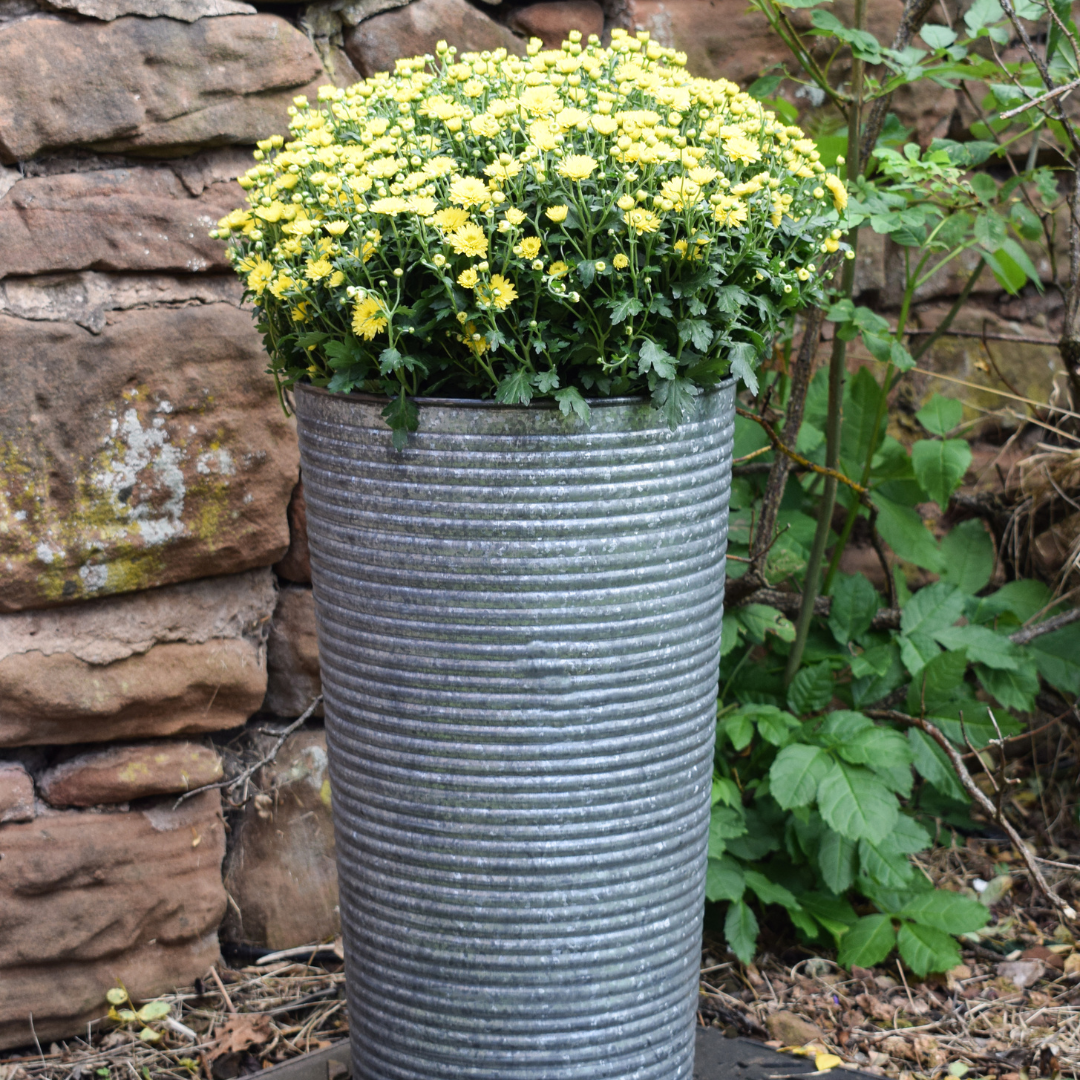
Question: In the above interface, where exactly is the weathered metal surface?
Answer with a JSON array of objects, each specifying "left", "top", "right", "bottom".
[{"left": 294, "top": 384, "right": 735, "bottom": 1080}]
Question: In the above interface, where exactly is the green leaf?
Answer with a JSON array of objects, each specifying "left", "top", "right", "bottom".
[
  {"left": 970, "top": 172, "right": 998, "bottom": 205},
  {"left": 728, "top": 341, "right": 760, "bottom": 395},
  {"left": 908, "top": 728, "right": 966, "bottom": 800},
  {"left": 1029, "top": 621, "right": 1080, "bottom": 694},
  {"left": 720, "top": 611, "right": 741, "bottom": 657},
  {"left": 136, "top": 1001, "right": 171, "bottom": 1023},
  {"left": 799, "top": 891, "right": 858, "bottom": 940},
  {"left": 652, "top": 375, "right": 702, "bottom": 431},
  {"left": 939, "top": 519, "right": 994, "bottom": 595},
  {"left": 916, "top": 394, "right": 962, "bottom": 436},
  {"left": 736, "top": 604, "right": 796, "bottom": 644},
  {"left": 381, "top": 391, "right": 419, "bottom": 451},
  {"left": 1011, "top": 201, "right": 1043, "bottom": 241},
  {"left": 748, "top": 75, "right": 784, "bottom": 99},
  {"left": 706, "top": 856, "right": 746, "bottom": 902},
  {"left": 859, "top": 836, "right": 916, "bottom": 888},
  {"left": 745, "top": 870, "right": 802, "bottom": 910},
  {"left": 975, "top": 662, "right": 1040, "bottom": 711},
  {"left": 899, "top": 890, "right": 990, "bottom": 934},
  {"left": 742, "top": 704, "right": 801, "bottom": 747},
  {"left": 897, "top": 921, "right": 961, "bottom": 977},
  {"left": 920, "top": 23, "right": 957, "bottom": 48},
  {"left": 935, "top": 625, "right": 1019, "bottom": 670},
  {"left": 495, "top": 368, "right": 534, "bottom": 406},
  {"left": 902, "top": 582, "right": 965, "bottom": 640},
  {"left": 873, "top": 493, "right": 943, "bottom": 572},
  {"left": 787, "top": 662, "right": 834, "bottom": 714},
  {"left": 838, "top": 914, "right": 897, "bottom": 968},
  {"left": 712, "top": 776, "right": 741, "bottom": 807},
  {"left": 709, "top": 804, "right": 748, "bottom": 858},
  {"left": 818, "top": 829, "right": 858, "bottom": 893},
  {"left": 907, "top": 646, "right": 968, "bottom": 715},
  {"left": 840, "top": 367, "right": 887, "bottom": 473},
  {"left": 964, "top": 0, "right": 1004, "bottom": 34},
  {"left": 721, "top": 712, "right": 754, "bottom": 751},
  {"left": 971, "top": 580, "right": 1051, "bottom": 624},
  {"left": 637, "top": 339, "right": 677, "bottom": 379},
  {"left": 974, "top": 209, "right": 1007, "bottom": 252},
  {"left": 912, "top": 438, "right": 972, "bottom": 508},
  {"left": 1000, "top": 238, "right": 1043, "bottom": 290},
  {"left": 678, "top": 318, "right": 714, "bottom": 351},
  {"left": 608, "top": 296, "right": 644, "bottom": 325},
  {"left": 771, "top": 744, "right": 832, "bottom": 809},
  {"left": 837, "top": 724, "right": 914, "bottom": 770},
  {"left": 891, "top": 813, "right": 933, "bottom": 854},
  {"left": 725, "top": 900, "right": 760, "bottom": 965},
  {"left": 554, "top": 386, "right": 590, "bottom": 422},
  {"left": 817, "top": 760, "right": 899, "bottom": 842}
]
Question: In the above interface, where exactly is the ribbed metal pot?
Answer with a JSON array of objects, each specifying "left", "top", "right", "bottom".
[{"left": 294, "top": 381, "right": 735, "bottom": 1080}]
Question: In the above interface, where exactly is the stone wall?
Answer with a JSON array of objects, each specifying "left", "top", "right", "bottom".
[{"left": 0, "top": 0, "right": 1065, "bottom": 1052}]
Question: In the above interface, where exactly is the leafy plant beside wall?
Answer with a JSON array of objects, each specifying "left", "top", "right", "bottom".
[{"left": 707, "top": 0, "right": 1080, "bottom": 972}]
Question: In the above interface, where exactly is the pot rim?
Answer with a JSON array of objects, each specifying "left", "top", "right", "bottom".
[{"left": 293, "top": 377, "right": 735, "bottom": 411}]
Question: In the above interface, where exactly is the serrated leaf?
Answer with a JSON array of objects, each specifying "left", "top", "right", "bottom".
[
  {"left": 554, "top": 386, "right": 590, "bottom": 422},
  {"left": 745, "top": 870, "right": 801, "bottom": 910},
  {"left": 912, "top": 438, "right": 972, "bottom": 508},
  {"left": 899, "top": 890, "right": 990, "bottom": 934},
  {"left": 800, "top": 891, "right": 858, "bottom": 940},
  {"left": 637, "top": 339, "right": 676, "bottom": 379},
  {"left": 897, "top": 921, "right": 961, "bottom": 976},
  {"left": 829, "top": 574, "right": 881, "bottom": 645},
  {"left": 712, "top": 776, "right": 741, "bottom": 807},
  {"left": 873, "top": 493, "right": 944, "bottom": 572},
  {"left": 921, "top": 23, "right": 957, "bottom": 48},
  {"left": 495, "top": 368, "right": 534, "bottom": 406},
  {"left": 721, "top": 712, "right": 754, "bottom": 751},
  {"left": 770, "top": 744, "right": 831, "bottom": 809},
  {"left": 736, "top": 604, "right": 796, "bottom": 643},
  {"left": 725, "top": 899, "right": 760, "bottom": 965},
  {"left": 651, "top": 375, "right": 702, "bottom": 430},
  {"left": 706, "top": 856, "right": 746, "bottom": 902},
  {"left": 974, "top": 209, "right": 1007, "bottom": 252},
  {"left": 837, "top": 724, "right": 913, "bottom": 769},
  {"left": 608, "top": 296, "right": 645, "bottom": 325},
  {"left": 916, "top": 394, "right": 962, "bottom": 436},
  {"left": 940, "top": 519, "right": 994, "bottom": 595},
  {"left": 902, "top": 582, "right": 965, "bottom": 639},
  {"left": 818, "top": 760, "right": 899, "bottom": 842},
  {"left": 838, "top": 913, "right": 897, "bottom": 968},
  {"left": 859, "top": 836, "right": 917, "bottom": 888},
  {"left": 818, "top": 829, "right": 858, "bottom": 893},
  {"left": 729, "top": 341, "right": 760, "bottom": 395},
  {"left": 753, "top": 705, "right": 802, "bottom": 747},
  {"left": 678, "top": 318, "right": 714, "bottom": 351},
  {"left": 787, "top": 662, "right": 834, "bottom": 714},
  {"left": 975, "top": 662, "right": 1040, "bottom": 711},
  {"left": 532, "top": 368, "right": 559, "bottom": 394},
  {"left": 709, "top": 805, "right": 748, "bottom": 858},
  {"left": 906, "top": 646, "right": 968, "bottom": 715},
  {"left": 935, "top": 625, "right": 1019, "bottom": 669},
  {"left": 907, "top": 728, "right": 966, "bottom": 800},
  {"left": 381, "top": 392, "right": 419, "bottom": 451}
]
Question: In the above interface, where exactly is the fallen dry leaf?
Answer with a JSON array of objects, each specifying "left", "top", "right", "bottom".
[
  {"left": 209, "top": 1013, "right": 275, "bottom": 1060},
  {"left": 997, "top": 959, "right": 1044, "bottom": 989}
]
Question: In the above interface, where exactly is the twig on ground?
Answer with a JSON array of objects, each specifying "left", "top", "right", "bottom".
[
  {"left": 866, "top": 709, "right": 1078, "bottom": 921},
  {"left": 209, "top": 968, "right": 237, "bottom": 1014},
  {"left": 174, "top": 695, "right": 324, "bottom": 808},
  {"left": 1010, "top": 606, "right": 1080, "bottom": 644}
]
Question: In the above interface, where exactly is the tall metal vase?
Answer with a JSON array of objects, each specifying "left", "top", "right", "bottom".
[{"left": 294, "top": 381, "right": 735, "bottom": 1080}]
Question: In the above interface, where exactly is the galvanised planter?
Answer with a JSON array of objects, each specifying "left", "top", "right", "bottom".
[{"left": 294, "top": 381, "right": 735, "bottom": 1080}]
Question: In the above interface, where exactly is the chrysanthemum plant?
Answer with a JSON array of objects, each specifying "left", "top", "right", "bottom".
[{"left": 215, "top": 28, "right": 848, "bottom": 447}]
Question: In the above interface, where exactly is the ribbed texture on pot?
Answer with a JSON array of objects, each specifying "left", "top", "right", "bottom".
[{"left": 295, "top": 383, "right": 735, "bottom": 1080}]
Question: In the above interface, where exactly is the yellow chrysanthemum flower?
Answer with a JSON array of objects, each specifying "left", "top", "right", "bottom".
[
  {"left": 616, "top": 194, "right": 637, "bottom": 211},
  {"left": 723, "top": 135, "right": 763, "bottom": 165},
  {"left": 448, "top": 223, "right": 489, "bottom": 257},
  {"left": 352, "top": 296, "right": 388, "bottom": 340},
  {"left": 370, "top": 196, "right": 409, "bottom": 214},
  {"left": 457, "top": 267, "right": 480, "bottom": 288},
  {"left": 328, "top": 270, "right": 345, "bottom": 287},
  {"left": 305, "top": 257, "right": 333, "bottom": 281},
  {"left": 476, "top": 273, "right": 518, "bottom": 310},
  {"left": 547, "top": 260, "right": 569, "bottom": 277},
  {"left": 556, "top": 154, "right": 598, "bottom": 181},
  {"left": 432, "top": 207, "right": 470, "bottom": 231},
  {"left": 713, "top": 197, "right": 748, "bottom": 228},
  {"left": 514, "top": 236, "right": 543, "bottom": 259},
  {"left": 613, "top": 253, "right": 630, "bottom": 270},
  {"left": 623, "top": 208, "right": 662, "bottom": 233},
  {"left": 242, "top": 258, "right": 274, "bottom": 295},
  {"left": 449, "top": 176, "right": 490, "bottom": 207},
  {"left": 324, "top": 221, "right": 350, "bottom": 236},
  {"left": 545, "top": 205, "right": 569, "bottom": 223},
  {"left": 824, "top": 173, "right": 848, "bottom": 211},
  {"left": 504, "top": 207, "right": 527, "bottom": 226}
]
